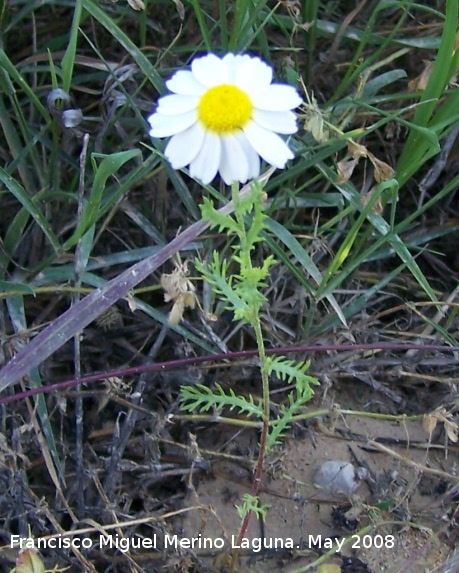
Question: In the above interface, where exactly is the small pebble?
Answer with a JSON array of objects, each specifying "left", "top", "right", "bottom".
[{"left": 313, "top": 461, "right": 364, "bottom": 495}]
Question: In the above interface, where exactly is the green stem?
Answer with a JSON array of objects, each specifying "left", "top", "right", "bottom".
[
  {"left": 229, "top": 181, "right": 271, "bottom": 572},
  {"left": 231, "top": 180, "right": 248, "bottom": 254},
  {"left": 229, "top": 316, "right": 270, "bottom": 572}
]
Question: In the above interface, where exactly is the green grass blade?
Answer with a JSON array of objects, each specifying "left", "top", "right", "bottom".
[
  {"left": 0, "top": 167, "right": 61, "bottom": 253},
  {"left": 0, "top": 49, "right": 50, "bottom": 121},
  {"left": 82, "top": 0, "right": 165, "bottom": 94},
  {"left": 61, "top": 0, "right": 84, "bottom": 92},
  {"left": 188, "top": 0, "right": 212, "bottom": 51},
  {"left": 65, "top": 150, "right": 140, "bottom": 249},
  {"left": 0, "top": 281, "right": 35, "bottom": 296},
  {"left": 316, "top": 163, "right": 438, "bottom": 304},
  {"left": 397, "top": 0, "right": 459, "bottom": 183},
  {"left": 264, "top": 218, "right": 347, "bottom": 327}
]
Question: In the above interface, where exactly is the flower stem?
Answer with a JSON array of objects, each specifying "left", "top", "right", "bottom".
[
  {"left": 229, "top": 316, "right": 270, "bottom": 572},
  {"left": 229, "top": 182, "right": 271, "bottom": 572}
]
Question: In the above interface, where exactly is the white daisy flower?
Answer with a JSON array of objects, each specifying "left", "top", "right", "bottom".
[{"left": 147, "top": 53, "right": 302, "bottom": 185}]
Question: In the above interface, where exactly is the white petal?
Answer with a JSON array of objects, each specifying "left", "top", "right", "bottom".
[
  {"left": 148, "top": 110, "right": 197, "bottom": 138},
  {"left": 252, "top": 109, "right": 298, "bottom": 134},
  {"left": 251, "top": 85, "right": 302, "bottom": 111},
  {"left": 223, "top": 53, "right": 252, "bottom": 67},
  {"left": 234, "top": 131, "right": 260, "bottom": 179},
  {"left": 222, "top": 53, "right": 252, "bottom": 83},
  {"left": 190, "top": 132, "right": 221, "bottom": 183},
  {"left": 191, "top": 54, "right": 228, "bottom": 87},
  {"left": 164, "top": 122, "right": 205, "bottom": 168},
  {"left": 166, "top": 70, "right": 206, "bottom": 95},
  {"left": 236, "top": 57, "right": 272, "bottom": 94},
  {"left": 156, "top": 94, "right": 199, "bottom": 115},
  {"left": 219, "top": 134, "right": 249, "bottom": 184},
  {"left": 244, "top": 122, "right": 294, "bottom": 168}
]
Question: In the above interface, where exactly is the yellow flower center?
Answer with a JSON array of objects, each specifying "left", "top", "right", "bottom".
[{"left": 198, "top": 84, "right": 253, "bottom": 134}]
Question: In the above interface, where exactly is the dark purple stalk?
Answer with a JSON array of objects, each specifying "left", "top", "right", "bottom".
[{"left": 1, "top": 342, "right": 458, "bottom": 405}]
